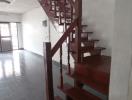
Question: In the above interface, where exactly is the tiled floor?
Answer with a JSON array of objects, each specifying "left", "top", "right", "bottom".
[
  {"left": 0, "top": 50, "right": 48, "bottom": 100},
  {"left": 0, "top": 50, "right": 107, "bottom": 100}
]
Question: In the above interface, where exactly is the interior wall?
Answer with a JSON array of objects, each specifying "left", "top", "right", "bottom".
[
  {"left": 22, "top": 6, "right": 74, "bottom": 65},
  {"left": 22, "top": 7, "right": 49, "bottom": 55},
  {"left": 0, "top": 12, "right": 21, "bottom": 22},
  {"left": 82, "top": 0, "right": 115, "bottom": 56},
  {"left": 109, "top": 0, "right": 132, "bottom": 99},
  {"left": 129, "top": 70, "right": 132, "bottom": 100},
  {"left": 50, "top": 23, "right": 74, "bottom": 65}
]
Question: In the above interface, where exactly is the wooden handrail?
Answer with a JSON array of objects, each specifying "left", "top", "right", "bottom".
[
  {"left": 51, "top": 18, "right": 78, "bottom": 57},
  {"left": 41, "top": 0, "right": 83, "bottom": 100}
]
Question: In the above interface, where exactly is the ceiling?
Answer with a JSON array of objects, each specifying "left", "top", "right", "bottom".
[{"left": 0, "top": 0, "right": 40, "bottom": 14}]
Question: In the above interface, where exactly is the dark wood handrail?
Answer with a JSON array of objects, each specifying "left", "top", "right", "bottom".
[
  {"left": 41, "top": 0, "right": 82, "bottom": 100},
  {"left": 51, "top": 18, "right": 78, "bottom": 57}
]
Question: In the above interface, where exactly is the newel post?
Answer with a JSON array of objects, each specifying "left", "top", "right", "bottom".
[
  {"left": 75, "top": 0, "right": 82, "bottom": 63},
  {"left": 43, "top": 42, "right": 54, "bottom": 100}
]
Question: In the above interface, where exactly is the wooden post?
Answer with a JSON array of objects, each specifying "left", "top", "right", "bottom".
[
  {"left": 74, "top": 0, "right": 83, "bottom": 89},
  {"left": 43, "top": 42, "right": 54, "bottom": 100},
  {"left": 75, "top": 0, "right": 82, "bottom": 63}
]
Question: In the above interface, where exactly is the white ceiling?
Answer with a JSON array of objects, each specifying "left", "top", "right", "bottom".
[{"left": 0, "top": 0, "right": 40, "bottom": 14}]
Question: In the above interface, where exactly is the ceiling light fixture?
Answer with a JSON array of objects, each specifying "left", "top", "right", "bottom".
[{"left": 0, "top": 0, "right": 15, "bottom": 4}]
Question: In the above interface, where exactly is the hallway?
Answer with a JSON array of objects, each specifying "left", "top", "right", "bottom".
[{"left": 0, "top": 50, "right": 45, "bottom": 100}]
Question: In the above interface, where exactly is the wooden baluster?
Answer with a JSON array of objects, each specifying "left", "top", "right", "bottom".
[
  {"left": 65, "top": 0, "right": 71, "bottom": 74},
  {"left": 58, "top": 0, "right": 62, "bottom": 25},
  {"left": 43, "top": 42, "right": 54, "bottom": 100},
  {"left": 59, "top": 6, "right": 62, "bottom": 25},
  {"left": 71, "top": 30, "right": 74, "bottom": 42},
  {"left": 67, "top": 35, "right": 71, "bottom": 74},
  {"left": 60, "top": 45, "right": 64, "bottom": 88},
  {"left": 64, "top": 0, "right": 67, "bottom": 28},
  {"left": 54, "top": 0, "right": 57, "bottom": 17},
  {"left": 49, "top": 0, "right": 52, "bottom": 10},
  {"left": 71, "top": 5, "right": 73, "bottom": 23}
]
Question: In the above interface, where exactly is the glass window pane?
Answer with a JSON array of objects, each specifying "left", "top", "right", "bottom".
[
  {"left": 10, "top": 23, "right": 18, "bottom": 49},
  {"left": 10, "top": 23, "right": 17, "bottom": 36},
  {"left": 0, "top": 24, "right": 10, "bottom": 37}
]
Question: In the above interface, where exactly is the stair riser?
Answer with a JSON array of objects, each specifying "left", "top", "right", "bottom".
[
  {"left": 75, "top": 65, "right": 110, "bottom": 85},
  {"left": 68, "top": 73, "right": 109, "bottom": 95},
  {"left": 82, "top": 42, "right": 95, "bottom": 48},
  {"left": 58, "top": 83, "right": 101, "bottom": 100}
]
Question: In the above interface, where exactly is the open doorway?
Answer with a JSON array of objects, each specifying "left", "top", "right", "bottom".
[{"left": 0, "top": 22, "right": 19, "bottom": 52}]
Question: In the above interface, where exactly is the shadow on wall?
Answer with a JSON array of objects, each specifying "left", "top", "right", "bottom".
[{"left": 82, "top": 0, "right": 114, "bottom": 56}]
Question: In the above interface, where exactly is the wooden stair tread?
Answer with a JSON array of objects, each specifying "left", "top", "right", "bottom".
[
  {"left": 72, "top": 38, "right": 99, "bottom": 43},
  {"left": 59, "top": 22, "right": 71, "bottom": 25},
  {"left": 82, "top": 32, "right": 93, "bottom": 34},
  {"left": 76, "top": 56, "right": 111, "bottom": 85},
  {"left": 72, "top": 31, "right": 93, "bottom": 34},
  {"left": 54, "top": 15, "right": 72, "bottom": 19},
  {"left": 82, "top": 25, "right": 88, "bottom": 27},
  {"left": 55, "top": 7, "right": 71, "bottom": 12},
  {"left": 68, "top": 73, "right": 109, "bottom": 95},
  {"left": 70, "top": 43, "right": 105, "bottom": 53},
  {"left": 82, "top": 39, "right": 99, "bottom": 43},
  {"left": 80, "top": 55, "right": 111, "bottom": 74},
  {"left": 58, "top": 83, "right": 101, "bottom": 100},
  {"left": 55, "top": 96, "right": 63, "bottom": 100},
  {"left": 81, "top": 47, "right": 106, "bottom": 53},
  {"left": 54, "top": 1, "right": 69, "bottom": 6},
  {"left": 67, "top": 56, "right": 111, "bottom": 95}
]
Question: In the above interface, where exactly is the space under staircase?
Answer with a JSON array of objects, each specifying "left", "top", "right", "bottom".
[{"left": 38, "top": 0, "right": 111, "bottom": 100}]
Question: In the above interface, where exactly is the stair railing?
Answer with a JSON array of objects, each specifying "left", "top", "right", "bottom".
[
  {"left": 44, "top": 18, "right": 78, "bottom": 100},
  {"left": 42, "top": 0, "right": 82, "bottom": 100}
]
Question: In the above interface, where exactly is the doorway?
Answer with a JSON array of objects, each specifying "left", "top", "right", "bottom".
[{"left": 0, "top": 22, "right": 19, "bottom": 52}]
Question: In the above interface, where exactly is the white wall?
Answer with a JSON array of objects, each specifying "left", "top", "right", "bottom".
[
  {"left": 22, "top": 7, "right": 49, "bottom": 55},
  {"left": 82, "top": 0, "right": 115, "bottom": 56},
  {"left": 0, "top": 12, "right": 21, "bottom": 22},
  {"left": 129, "top": 70, "right": 132, "bottom": 100},
  {"left": 109, "top": 0, "right": 132, "bottom": 100},
  {"left": 50, "top": 23, "right": 74, "bottom": 65},
  {"left": 82, "top": 1, "right": 132, "bottom": 100},
  {"left": 22, "top": 6, "right": 74, "bottom": 65}
]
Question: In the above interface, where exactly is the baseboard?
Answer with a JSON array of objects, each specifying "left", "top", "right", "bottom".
[
  {"left": 52, "top": 60, "right": 67, "bottom": 69},
  {"left": 24, "top": 49, "right": 43, "bottom": 58},
  {"left": 19, "top": 48, "right": 24, "bottom": 50},
  {"left": 24, "top": 49, "right": 67, "bottom": 69}
]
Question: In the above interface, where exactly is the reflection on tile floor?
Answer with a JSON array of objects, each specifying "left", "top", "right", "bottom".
[
  {"left": 0, "top": 50, "right": 108, "bottom": 100},
  {"left": 0, "top": 50, "right": 46, "bottom": 100}
]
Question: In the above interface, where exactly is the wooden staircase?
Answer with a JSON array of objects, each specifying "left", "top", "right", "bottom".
[{"left": 38, "top": 0, "right": 111, "bottom": 100}]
